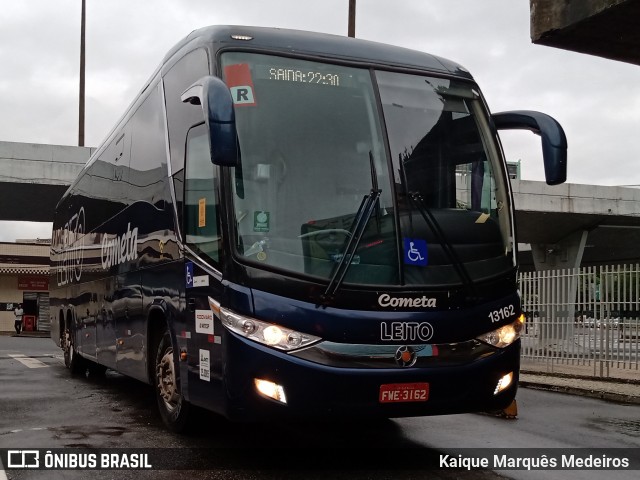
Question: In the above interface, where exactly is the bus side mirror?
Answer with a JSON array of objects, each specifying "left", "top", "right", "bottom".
[
  {"left": 181, "top": 76, "right": 239, "bottom": 167},
  {"left": 493, "top": 110, "right": 567, "bottom": 185}
]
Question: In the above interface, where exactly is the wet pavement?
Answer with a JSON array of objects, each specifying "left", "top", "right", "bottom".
[{"left": 1, "top": 333, "right": 639, "bottom": 480}]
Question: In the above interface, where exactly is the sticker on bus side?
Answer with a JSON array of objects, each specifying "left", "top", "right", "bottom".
[
  {"left": 199, "top": 349, "right": 211, "bottom": 382},
  {"left": 224, "top": 63, "right": 257, "bottom": 106},
  {"left": 193, "top": 275, "right": 210, "bottom": 287},
  {"left": 198, "top": 198, "right": 206, "bottom": 227},
  {"left": 195, "top": 310, "right": 214, "bottom": 335}
]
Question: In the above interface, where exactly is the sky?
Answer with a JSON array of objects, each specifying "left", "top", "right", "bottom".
[{"left": 2, "top": 0, "right": 640, "bottom": 242}]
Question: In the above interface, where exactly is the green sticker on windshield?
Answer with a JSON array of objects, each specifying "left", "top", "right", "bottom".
[{"left": 253, "top": 211, "right": 270, "bottom": 232}]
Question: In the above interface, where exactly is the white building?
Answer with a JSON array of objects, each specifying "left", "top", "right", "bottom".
[{"left": 0, "top": 239, "right": 50, "bottom": 333}]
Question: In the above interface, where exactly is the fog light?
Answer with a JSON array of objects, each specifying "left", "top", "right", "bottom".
[
  {"left": 494, "top": 372, "right": 514, "bottom": 395},
  {"left": 254, "top": 378, "right": 287, "bottom": 404}
]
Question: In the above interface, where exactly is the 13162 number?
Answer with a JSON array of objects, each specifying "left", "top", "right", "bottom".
[{"left": 488, "top": 304, "right": 515, "bottom": 323}]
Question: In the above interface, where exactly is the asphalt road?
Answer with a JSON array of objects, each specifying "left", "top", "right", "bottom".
[{"left": 0, "top": 335, "right": 638, "bottom": 480}]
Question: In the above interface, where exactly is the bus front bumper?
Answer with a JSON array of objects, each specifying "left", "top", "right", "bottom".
[{"left": 220, "top": 333, "right": 520, "bottom": 421}]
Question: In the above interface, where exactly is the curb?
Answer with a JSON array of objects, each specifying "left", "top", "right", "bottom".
[
  {"left": 519, "top": 379, "right": 640, "bottom": 406},
  {"left": 521, "top": 369, "right": 640, "bottom": 386},
  {"left": 1, "top": 332, "right": 50, "bottom": 338},
  {"left": 518, "top": 370, "right": 640, "bottom": 405}
]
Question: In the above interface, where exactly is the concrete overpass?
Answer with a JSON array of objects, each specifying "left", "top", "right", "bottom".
[
  {"left": 530, "top": 0, "right": 640, "bottom": 66},
  {"left": 513, "top": 180, "right": 640, "bottom": 270},
  {"left": 3, "top": 140, "right": 640, "bottom": 271},
  {"left": 0, "top": 141, "right": 93, "bottom": 222}
]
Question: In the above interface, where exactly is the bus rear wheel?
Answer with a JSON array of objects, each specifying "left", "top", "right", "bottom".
[
  {"left": 154, "top": 330, "right": 189, "bottom": 432},
  {"left": 63, "top": 328, "right": 86, "bottom": 375}
]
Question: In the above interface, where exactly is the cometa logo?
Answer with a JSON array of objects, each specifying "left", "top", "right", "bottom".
[
  {"left": 378, "top": 294, "right": 437, "bottom": 308},
  {"left": 55, "top": 207, "right": 85, "bottom": 287},
  {"left": 101, "top": 223, "right": 139, "bottom": 269}
]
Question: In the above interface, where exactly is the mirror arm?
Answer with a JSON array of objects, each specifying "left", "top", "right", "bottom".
[
  {"left": 493, "top": 110, "right": 567, "bottom": 186},
  {"left": 181, "top": 76, "right": 239, "bottom": 167}
]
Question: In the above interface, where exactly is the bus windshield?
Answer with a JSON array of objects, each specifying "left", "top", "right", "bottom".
[{"left": 221, "top": 52, "right": 514, "bottom": 287}]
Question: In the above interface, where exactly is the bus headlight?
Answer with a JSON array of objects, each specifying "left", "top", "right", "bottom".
[
  {"left": 209, "top": 297, "right": 321, "bottom": 351},
  {"left": 263, "top": 325, "right": 284, "bottom": 345},
  {"left": 477, "top": 314, "right": 525, "bottom": 348}
]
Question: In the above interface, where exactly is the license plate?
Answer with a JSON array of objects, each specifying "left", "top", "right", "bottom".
[{"left": 379, "top": 382, "right": 429, "bottom": 403}]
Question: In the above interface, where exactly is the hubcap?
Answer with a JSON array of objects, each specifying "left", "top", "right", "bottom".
[
  {"left": 157, "top": 347, "right": 179, "bottom": 411},
  {"left": 64, "top": 330, "right": 73, "bottom": 362}
]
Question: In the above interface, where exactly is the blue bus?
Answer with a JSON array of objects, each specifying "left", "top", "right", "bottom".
[{"left": 50, "top": 25, "right": 567, "bottom": 431}]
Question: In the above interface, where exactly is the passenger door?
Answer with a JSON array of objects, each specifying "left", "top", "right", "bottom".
[{"left": 183, "top": 123, "right": 225, "bottom": 403}]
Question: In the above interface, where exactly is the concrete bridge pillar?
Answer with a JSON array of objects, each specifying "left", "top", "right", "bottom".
[
  {"left": 531, "top": 229, "right": 588, "bottom": 271},
  {"left": 530, "top": 229, "right": 588, "bottom": 351}
]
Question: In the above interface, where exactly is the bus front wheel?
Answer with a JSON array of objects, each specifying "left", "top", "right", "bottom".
[{"left": 154, "top": 330, "right": 189, "bottom": 432}]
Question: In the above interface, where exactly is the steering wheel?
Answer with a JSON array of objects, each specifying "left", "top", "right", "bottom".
[{"left": 299, "top": 228, "right": 353, "bottom": 256}]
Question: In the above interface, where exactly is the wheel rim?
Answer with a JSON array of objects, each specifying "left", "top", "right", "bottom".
[
  {"left": 64, "top": 330, "right": 73, "bottom": 363},
  {"left": 157, "top": 347, "right": 180, "bottom": 411}
]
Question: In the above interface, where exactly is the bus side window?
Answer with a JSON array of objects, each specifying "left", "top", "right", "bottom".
[
  {"left": 163, "top": 48, "right": 210, "bottom": 234},
  {"left": 184, "top": 123, "right": 221, "bottom": 264},
  {"left": 128, "top": 84, "right": 168, "bottom": 208}
]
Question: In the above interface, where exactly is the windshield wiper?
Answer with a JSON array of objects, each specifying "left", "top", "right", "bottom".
[
  {"left": 399, "top": 157, "right": 474, "bottom": 290},
  {"left": 407, "top": 191, "right": 474, "bottom": 289},
  {"left": 321, "top": 189, "right": 380, "bottom": 304},
  {"left": 321, "top": 152, "right": 381, "bottom": 305}
]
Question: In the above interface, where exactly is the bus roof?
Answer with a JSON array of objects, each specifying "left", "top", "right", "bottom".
[{"left": 165, "top": 25, "right": 474, "bottom": 80}]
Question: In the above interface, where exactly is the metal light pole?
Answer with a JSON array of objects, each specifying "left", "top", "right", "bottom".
[
  {"left": 348, "top": 0, "right": 356, "bottom": 37},
  {"left": 79, "top": 0, "right": 86, "bottom": 147}
]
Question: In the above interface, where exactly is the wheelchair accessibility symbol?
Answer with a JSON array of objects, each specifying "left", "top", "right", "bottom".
[
  {"left": 403, "top": 238, "right": 428, "bottom": 266},
  {"left": 185, "top": 262, "right": 194, "bottom": 288}
]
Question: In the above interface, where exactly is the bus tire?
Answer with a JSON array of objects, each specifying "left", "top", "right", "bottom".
[
  {"left": 154, "top": 330, "right": 189, "bottom": 432},
  {"left": 63, "top": 328, "right": 86, "bottom": 375}
]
